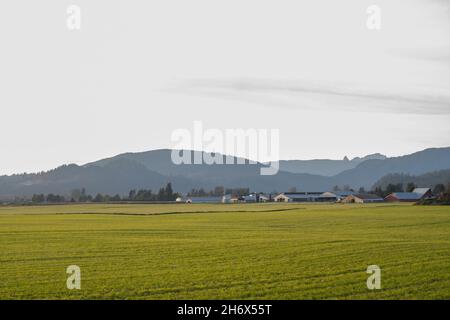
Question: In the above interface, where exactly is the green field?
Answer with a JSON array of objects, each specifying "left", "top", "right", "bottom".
[{"left": 0, "top": 203, "right": 449, "bottom": 299}]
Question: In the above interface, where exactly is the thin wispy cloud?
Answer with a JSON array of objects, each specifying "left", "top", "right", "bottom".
[{"left": 168, "top": 78, "right": 450, "bottom": 115}]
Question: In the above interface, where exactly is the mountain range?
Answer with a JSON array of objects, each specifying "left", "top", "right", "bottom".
[
  {"left": 278, "top": 153, "right": 387, "bottom": 176},
  {"left": 1, "top": 147, "right": 450, "bottom": 198}
]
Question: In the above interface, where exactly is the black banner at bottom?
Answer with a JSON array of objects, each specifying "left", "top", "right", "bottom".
[{"left": 0, "top": 300, "right": 446, "bottom": 319}]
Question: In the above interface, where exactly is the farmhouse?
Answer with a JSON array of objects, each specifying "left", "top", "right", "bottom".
[
  {"left": 385, "top": 188, "right": 432, "bottom": 202},
  {"left": 341, "top": 194, "right": 384, "bottom": 203}
]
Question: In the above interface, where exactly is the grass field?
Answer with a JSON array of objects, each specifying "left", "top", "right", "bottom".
[{"left": 0, "top": 203, "right": 449, "bottom": 299}]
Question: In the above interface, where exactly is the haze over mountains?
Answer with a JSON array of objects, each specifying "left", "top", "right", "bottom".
[
  {"left": 279, "top": 153, "right": 387, "bottom": 176},
  {"left": 1, "top": 147, "right": 450, "bottom": 198}
]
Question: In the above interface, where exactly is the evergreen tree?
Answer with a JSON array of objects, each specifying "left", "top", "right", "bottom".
[
  {"left": 433, "top": 184, "right": 446, "bottom": 194},
  {"left": 165, "top": 183, "right": 173, "bottom": 200},
  {"left": 406, "top": 182, "right": 416, "bottom": 192}
]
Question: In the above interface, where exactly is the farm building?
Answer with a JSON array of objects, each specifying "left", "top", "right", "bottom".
[
  {"left": 188, "top": 196, "right": 223, "bottom": 203},
  {"left": 274, "top": 192, "right": 337, "bottom": 202},
  {"left": 243, "top": 193, "right": 271, "bottom": 203},
  {"left": 222, "top": 194, "right": 232, "bottom": 203},
  {"left": 222, "top": 194, "right": 242, "bottom": 203},
  {"left": 333, "top": 191, "right": 356, "bottom": 201},
  {"left": 243, "top": 194, "right": 258, "bottom": 203},
  {"left": 316, "top": 191, "right": 355, "bottom": 202},
  {"left": 385, "top": 188, "right": 432, "bottom": 202},
  {"left": 316, "top": 192, "right": 339, "bottom": 202},
  {"left": 412, "top": 188, "right": 433, "bottom": 198},
  {"left": 222, "top": 193, "right": 271, "bottom": 203},
  {"left": 341, "top": 194, "right": 384, "bottom": 203}
]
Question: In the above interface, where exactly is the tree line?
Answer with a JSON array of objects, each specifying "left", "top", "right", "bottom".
[
  {"left": 187, "top": 186, "right": 249, "bottom": 197},
  {"left": 332, "top": 181, "right": 449, "bottom": 198},
  {"left": 372, "top": 182, "right": 449, "bottom": 198},
  {"left": 30, "top": 183, "right": 180, "bottom": 204},
  {"left": 19, "top": 181, "right": 450, "bottom": 205},
  {"left": 373, "top": 170, "right": 450, "bottom": 191}
]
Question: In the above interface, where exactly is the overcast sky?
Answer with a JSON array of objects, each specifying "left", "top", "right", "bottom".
[{"left": 0, "top": 0, "right": 449, "bottom": 175}]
